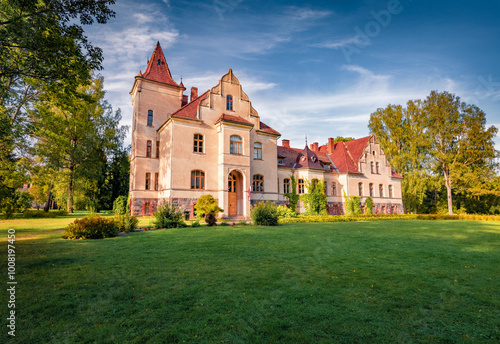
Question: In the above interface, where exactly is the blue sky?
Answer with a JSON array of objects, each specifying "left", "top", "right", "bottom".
[{"left": 85, "top": 0, "right": 500, "bottom": 148}]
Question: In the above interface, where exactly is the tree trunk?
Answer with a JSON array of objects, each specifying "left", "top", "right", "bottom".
[
  {"left": 443, "top": 168, "right": 453, "bottom": 215},
  {"left": 43, "top": 182, "right": 53, "bottom": 212},
  {"left": 67, "top": 164, "right": 74, "bottom": 213}
]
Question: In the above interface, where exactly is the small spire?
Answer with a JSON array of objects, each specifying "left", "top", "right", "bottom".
[{"left": 305, "top": 134, "right": 308, "bottom": 146}]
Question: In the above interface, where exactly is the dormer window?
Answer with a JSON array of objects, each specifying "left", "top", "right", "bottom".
[
  {"left": 278, "top": 158, "right": 284, "bottom": 165},
  {"left": 226, "top": 95, "right": 233, "bottom": 111},
  {"left": 157, "top": 59, "right": 161, "bottom": 65},
  {"left": 311, "top": 156, "right": 317, "bottom": 163}
]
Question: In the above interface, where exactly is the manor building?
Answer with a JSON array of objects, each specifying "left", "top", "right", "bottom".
[{"left": 129, "top": 42, "right": 403, "bottom": 217}]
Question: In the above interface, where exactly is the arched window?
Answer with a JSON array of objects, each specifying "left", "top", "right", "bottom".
[
  {"left": 191, "top": 170, "right": 205, "bottom": 189},
  {"left": 369, "top": 183, "right": 374, "bottom": 197},
  {"left": 254, "top": 142, "right": 262, "bottom": 160},
  {"left": 283, "top": 178, "right": 290, "bottom": 194},
  {"left": 379, "top": 184, "right": 384, "bottom": 198},
  {"left": 332, "top": 182, "right": 337, "bottom": 196},
  {"left": 358, "top": 182, "right": 363, "bottom": 196},
  {"left": 253, "top": 174, "right": 264, "bottom": 192},
  {"left": 145, "top": 173, "right": 151, "bottom": 190},
  {"left": 370, "top": 162, "right": 374, "bottom": 173},
  {"left": 298, "top": 179, "right": 305, "bottom": 194},
  {"left": 226, "top": 95, "right": 233, "bottom": 111},
  {"left": 194, "top": 134, "right": 204, "bottom": 153},
  {"left": 146, "top": 140, "right": 152, "bottom": 158},
  {"left": 389, "top": 185, "right": 393, "bottom": 198},
  {"left": 230, "top": 135, "right": 242, "bottom": 154},
  {"left": 147, "top": 110, "right": 153, "bottom": 126},
  {"left": 376, "top": 162, "right": 380, "bottom": 174}
]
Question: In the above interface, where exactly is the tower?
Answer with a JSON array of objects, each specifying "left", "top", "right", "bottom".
[{"left": 129, "top": 42, "right": 185, "bottom": 215}]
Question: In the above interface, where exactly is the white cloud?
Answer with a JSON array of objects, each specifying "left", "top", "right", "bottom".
[{"left": 312, "top": 36, "right": 362, "bottom": 49}]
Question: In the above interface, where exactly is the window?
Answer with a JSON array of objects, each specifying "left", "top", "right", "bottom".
[
  {"left": 358, "top": 182, "right": 363, "bottom": 196},
  {"left": 254, "top": 142, "right": 262, "bottom": 160},
  {"left": 278, "top": 158, "right": 284, "bottom": 165},
  {"left": 376, "top": 162, "right": 380, "bottom": 174},
  {"left": 389, "top": 185, "right": 393, "bottom": 198},
  {"left": 144, "top": 202, "right": 150, "bottom": 215},
  {"left": 226, "top": 95, "right": 233, "bottom": 111},
  {"left": 147, "top": 110, "right": 153, "bottom": 126},
  {"left": 283, "top": 178, "right": 290, "bottom": 194},
  {"left": 312, "top": 179, "right": 319, "bottom": 189},
  {"left": 369, "top": 183, "right": 374, "bottom": 197},
  {"left": 156, "top": 141, "right": 160, "bottom": 158},
  {"left": 157, "top": 59, "right": 161, "bottom": 65},
  {"left": 191, "top": 170, "right": 205, "bottom": 189},
  {"left": 332, "top": 182, "right": 337, "bottom": 196},
  {"left": 379, "top": 184, "right": 384, "bottom": 198},
  {"left": 370, "top": 162, "right": 374, "bottom": 173},
  {"left": 146, "top": 140, "right": 152, "bottom": 158},
  {"left": 253, "top": 174, "right": 264, "bottom": 192},
  {"left": 298, "top": 179, "right": 305, "bottom": 194},
  {"left": 145, "top": 173, "right": 151, "bottom": 190},
  {"left": 194, "top": 134, "right": 203, "bottom": 153},
  {"left": 154, "top": 173, "right": 159, "bottom": 191},
  {"left": 230, "top": 135, "right": 242, "bottom": 154}
]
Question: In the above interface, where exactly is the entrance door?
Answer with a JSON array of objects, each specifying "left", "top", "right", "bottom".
[{"left": 228, "top": 172, "right": 237, "bottom": 216}]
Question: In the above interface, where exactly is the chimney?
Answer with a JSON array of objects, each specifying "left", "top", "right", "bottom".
[
  {"left": 327, "top": 137, "right": 335, "bottom": 154},
  {"left": 190, "top": 87, "right": 198, "bottom": 101},
  {"left": 181, "top": 95, "right": 188, "bottom": 107},
  {"left": 282, "top": 139, "right": 290, "bottom": 148},
  {"left": 310, "top": 142, "right": 319, "bottom": 152}
]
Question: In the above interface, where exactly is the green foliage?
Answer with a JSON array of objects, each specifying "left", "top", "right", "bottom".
[
  {"left": 333, "top": 136, "right": 355, "bottom": 142},
  {"left": 219, "top": 221, "right": 230, "bottom": 227},
  {"left": 152, "top": 203, "right": 186, "bottom": 229},
  {"left": 344, "top": 190, "right": 362, "bottom": 215},
  {"left": 114, "top": 214, "right": 138, "bottom": 232},
  {"left": 205, "top": 212, "right": 217, "bottom": 226},
  {"left": 284, "top": 175, "right": 299, "bottom": 212},
  {"left": 191, "top": 220, "right": 201, "bottom": 227},
  {"left": 63, "top": 216, "right": 119, "bottom": 239},
  {"left": 113, "top": 195, "right": 128, "bottom": 215},
  {"left": 301, "top": 178, "right": 328, "bottom": 215},
  {"left": 276, "top": 205, "right": 298, "bottom": 218},
  {"left": 194, "top": 195, "right": 223, "bottom": 218},
  {"left": 1, "top": 190, "right": 32, "bottom": 219},
  {"left": 251, "top": 202, "right": 279, "bottom": 226},
  {"left": 365, "top": 197, "right": 373, "bottom": 215}
]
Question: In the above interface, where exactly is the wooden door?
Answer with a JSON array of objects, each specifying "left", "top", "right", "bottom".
[{"left": 228, "top": 172, "right": 237, "bottom": 216}]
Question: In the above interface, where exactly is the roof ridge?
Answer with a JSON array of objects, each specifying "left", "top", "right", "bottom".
[{"left": 170, "top": 90, "right": 209, "bottom": 118}]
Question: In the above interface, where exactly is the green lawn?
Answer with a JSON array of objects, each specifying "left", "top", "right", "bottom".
[{"left": 1, "top": 217, "right": 499, "bottom": 343}]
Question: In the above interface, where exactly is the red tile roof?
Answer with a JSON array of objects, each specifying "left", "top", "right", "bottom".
[
  {"left": 295, "top": 145, "right": 324, "bottom": 170},
  {"left": 328, "top": 142, "right": 359, "bottom": 173},
  {"left": 142, "top": 42, "right": 180, "bottom": 87},
  {"left": 392, "top": 171, "right": 403, "bottom": 179},
  {"left": 277, "top": 145, "right": 302, "bottom": 168},
  {"left": 259, "top": 121, "right": 280, "bottom": 136},
  {"left": 215, "top": 114, "right": 253, "bottom": 126},
  {"left": 169, "top": 90, "right": 209, "bottom": 120},
  {"left": 344, "top": 136, "right": 371, "bottom": 162}
]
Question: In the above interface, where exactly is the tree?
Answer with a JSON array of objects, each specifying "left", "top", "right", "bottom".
[
  {"left": 284, "top": 174, "right": 299, "bottom": 213},
  {"left": 0, "top": 0, "right": 115, "bottom": 211},
  {"left": 369, "top": 100, "right": 430, "bottom": 213},
  {"left": 33, "top": 75, "right": 126, "bottom": 213},
  {"left": 423, "top": 91, "right": 497, "bottom": 215}
]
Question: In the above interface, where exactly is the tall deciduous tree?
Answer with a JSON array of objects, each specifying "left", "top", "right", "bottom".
[
  {"left": 369, "top": 100, "right": 430, "bottom": 213},
  {"left": 423, "top": 91, "right": 498, "bottom": 215},
  {"left": 33, "top": 75, "right": 126, "bottom": 213}
]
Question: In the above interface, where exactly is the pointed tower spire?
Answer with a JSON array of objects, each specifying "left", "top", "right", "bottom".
[{"left": 141, "top": 42, "right": 179, "bottom": 86}]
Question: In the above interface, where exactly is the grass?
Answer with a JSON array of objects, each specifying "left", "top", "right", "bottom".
[{"left": 1, "top": 216, "right": 499, "bottom": 343}]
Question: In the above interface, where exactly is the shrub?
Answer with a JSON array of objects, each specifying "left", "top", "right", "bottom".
[
  {"left": 251, "top": 202, "right": 279, "bottom": 226},
  {"left": 153, "top": 202, "right": 186, "bottom": 229},
  {"left": 365, "top": 197, "right": 373, "bottom": 215},
  {"left": 114, "top": 214, "right": 139, "bottom": 232},
  {"left": 238, "top": 220, "right": 248, "bottom": 226},
  {"left": 63, "top": 216, "right": 119, "bottom": 239},
  {"left": 191, "top": 220, "right": 201, "bottom": 227},
  {"left": 194, "top": 195, "right": 223, "bottom": 218},
  {"left": 205, "top": 212, "right": 217, "bottom": 226},
  {"left": 1, "top": 190, "right": 33, "bottom": 219},
  {"left": 113, "top": 195, "right": 128, "bottom": 215},
  {"left": 23, "top": 210, "right": 67, "bottom": 218},
  {"left": 219, "top": 221, "right": 230, "bottom": 226},
  {"left": 276, "top": 205, "right": 297, "bottom": 218}
]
